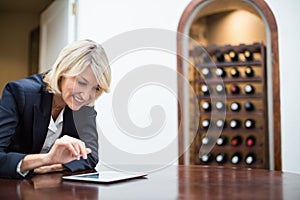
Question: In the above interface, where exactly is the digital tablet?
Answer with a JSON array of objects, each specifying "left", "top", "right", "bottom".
[{"left": 62, "top": 171, "right": 147, "bottom": 183}]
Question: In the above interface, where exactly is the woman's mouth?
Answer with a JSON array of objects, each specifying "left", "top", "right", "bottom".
[{"left": 73, "top": 95, "right": 85, "bottom": 105}]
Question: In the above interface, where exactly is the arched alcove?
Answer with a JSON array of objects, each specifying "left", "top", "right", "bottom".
[{"left": 177, "top": 0, "right": 281, "bottom": 170}]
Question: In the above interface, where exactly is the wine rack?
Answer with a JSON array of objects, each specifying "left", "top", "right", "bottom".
[{"left": 190, "top": 43, "right": 269, "bottom": 169}]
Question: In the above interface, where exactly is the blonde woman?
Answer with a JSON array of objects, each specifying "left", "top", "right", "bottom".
[{"left": 0, "top": 39, "right": 111, "bottom": 179}]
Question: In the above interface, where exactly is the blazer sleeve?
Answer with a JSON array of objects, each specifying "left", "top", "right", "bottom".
[
  {"left": 63, "top": 106, "right": 99, "bottom": 172},
  {"left": 0, "top": 82, "right": 28, "bottom": 179}
]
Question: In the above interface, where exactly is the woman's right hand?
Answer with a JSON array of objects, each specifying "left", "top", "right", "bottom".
[
  {"left": 20, "top": 135, "right": 91, "bottom": 174},
  {"left": 45, "top": 135, "right": 91, "bottom": 165}
]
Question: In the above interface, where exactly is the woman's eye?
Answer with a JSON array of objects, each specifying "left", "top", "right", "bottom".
[
  {"left": 93, "top": 86, "right": 101, "bottom": 91},
  {"left": 78, "top": 80, "right": 87, "bottom": 86}
]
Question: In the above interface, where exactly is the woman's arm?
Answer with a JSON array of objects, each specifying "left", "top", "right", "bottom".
[
  {"left": 62, "top": 106, "right": 99, "bottom": 172},
  {"left": 20, "top": 135, "right": 91, "bottom": 173}
]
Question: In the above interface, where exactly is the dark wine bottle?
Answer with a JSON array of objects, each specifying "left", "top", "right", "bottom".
[
  {"left": 231, "top": 152, "right": 242, "bottom": 164},
  {"left": 244, "top": 84, "right": 255, "bottom": 94},
  {"left": 231, "top": 136, "right": 242, "bottom": 146},
  {"left": 228, "top": 50, "right": 239, "bottom": 62},
  {"left": 216, "top": 136, "right": 227, "bottom": 146},
  {"left": 245, "top": 66, "right": 254, "bottom": 77},
  {"left": 216, "top": 101, "right": 225, "bottom": 111},
  {"left": 230, "top": 84, "right": 240, "bottom": 94},
  {"left": 244, "top": 102, "right": 254, "bottom": 111},
  {"left": 246, "top": 136, "right": 256, "bottom": 147},
  {"left": 202, "top": 52, "right": 211, "bottom": 63},
  {"left": 216, "top": 84, "right": 226, "bottom": 94},
  {"left": 215, "top": 67, "right": 226, "bottom": 77},
  {"left": 216, "top": 119, "right": 226, "bottom": 128},
  {"left": 215, "top": 51, "right": 225, "bottom": 62},
  {"left": 215, "top": 153, "right": 227, "bottom": 164},
  {"left": 244, "top": 50, "right": 253, "bottom": 61},
  {"left": 202, "top": 101, "right": 211, "bottom": 112},
  {"left": 202, "top": 119, "right": 210, "bottom": 129},
  {"left": 230, "top": 119, "right": 241, "bottom": 129},
  {"left": 201, "top": 84, "right": 210, "bottom": 95},
  {"left": 244, "top": 119, "right": 255, "bottom": 129},
  {"left": 202, "top": 136, "right": 210, "bottom": 145},
  {"left": 201, "top": 153, "right": 212, "bottom": 163},
  {"left": 230, "top": 102, "right": 240, "bottom": 112},
  {"left": 245, "top": 153, "right": 256, "bottom": 165},
  {"left": 230, "top": 67, "right": 240, "bottom": 77},
  {"left": 201, "top": 67, "right": 211, "bottom": 78}
]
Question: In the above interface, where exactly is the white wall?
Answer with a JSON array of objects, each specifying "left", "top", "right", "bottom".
[
  {"left": 76, "top": 0, "right": 300, "bottom": 174},
  {"left": 265, "top": 0, "right": 300, "bottom": 174},
  {"left": 77, "top": 0, "right": 191, "bottom": 172}
]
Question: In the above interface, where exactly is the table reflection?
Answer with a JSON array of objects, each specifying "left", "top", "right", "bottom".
[{"left": 17, "top": 173, "right": 99, "bottom": 200}]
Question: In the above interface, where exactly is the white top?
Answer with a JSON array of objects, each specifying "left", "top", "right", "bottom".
[{"left": 40, "top": 107, "right": 65, "bottom": 153}]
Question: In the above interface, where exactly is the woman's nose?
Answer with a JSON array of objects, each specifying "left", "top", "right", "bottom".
[{"left": 81, "top": 89, "right": 96, "bottom": 101}]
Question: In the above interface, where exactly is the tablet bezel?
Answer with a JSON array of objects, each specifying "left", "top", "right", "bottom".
[{"left": 62, "top": 171, "right": 147, "bottom": 183}]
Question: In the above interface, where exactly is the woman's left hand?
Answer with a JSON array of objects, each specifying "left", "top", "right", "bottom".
[{"left": 33, "top": 164, "right": 67, "bottom": 174}]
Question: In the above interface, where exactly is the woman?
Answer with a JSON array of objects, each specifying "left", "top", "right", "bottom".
[{"left": 0, "top": 39, "right": 111, "bottom": 179}]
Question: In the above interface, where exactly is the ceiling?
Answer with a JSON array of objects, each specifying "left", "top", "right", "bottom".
[{"left": 0, "top": 0, "right": 54, "bottom": 13}]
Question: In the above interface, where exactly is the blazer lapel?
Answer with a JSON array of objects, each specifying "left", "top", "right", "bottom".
[
  {"left": 31, "top": 92, "right": 52, "bottom": 153},
  {"left": 62, "top": 106, "right": 79, "bottom": 138}
]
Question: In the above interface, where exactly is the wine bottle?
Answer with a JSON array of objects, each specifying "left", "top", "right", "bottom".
[
  {"left": 246, "top": 136, "right": 256, "bottom": 147},
  {"left": 216, "top": 136, "right": 227, "bottom": 146},
  {"left": 244, "top": 50, "right": 253, "bottom": 61},
  {"left": 201, "top": 153, "right": 212, "bottom": 163},
  {"left": 216, "top": 119, "right": 225, "bottom": 128},
  {"left": 201, "top": 67, "right": 211, "bottom": 78},
  {"left": 230, "top": 102, "right": 240, "bottom": 112},
  {"left": 202, "top": 53, "right": 211, "bottom": 63},
  {"left": 202, "top": 101, "right": 211, "bottom": 112},
  {"left": 201, "top": 84, "right": 209, "bottom": 95},
  {"left": 215, "top": 67, "right": 226, "bottom": 77},
  {"left": 216, "top": 84, "right": 226, "bottom": 93},
  {"left": 216, "top": 101, "right": 225, "bottom": 111},
  {"left": 228, "top": 50, "right": 239, "bottom": 62},
  {"left": 245, "top": 153, "right": 256, "bottom": 165},
  {"left": 215, "top": 51, "right": 225, "bottom": 62},
  {"left": 244, "top": 84, "right": 255, "bottom": 94},
  {"left": 230, "top": 67, "right": 240, "bottom": 77},
  {"left": 202, "top": 119, "right": 210, "bottom": 129},
  {"left": 245, "top": 66, "right": 254, "bottom": 77},
  {"left": 230, "top": 119, "right": 240, "bottom": 129},
  {"left": 231, "top": 136, "right": 242, "bottom": 146},
  {"left": 230, "top": 84, "right": 240, "bottom": 94},
  {"left": 231, "top": 152, "right": 242, "bottom": 164},
  {"left": 215, "top": 153, "right": 227, "bottom": 163},
  {"left": 244, "top": 119, "right": 255, "bottom": 129},
  {"left": 244, "top": 102, "right": 254, "bottom": 111},
  {"left": 202, "top": 136, "right": 210, "bottom": 145}
]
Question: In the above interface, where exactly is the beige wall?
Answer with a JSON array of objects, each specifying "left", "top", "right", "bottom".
[
  {"left": 0, "top": 12, "right": 39, "bottom": 96},
  {"left": 191, "top": 9, "right": 266, "bottom": 46}
]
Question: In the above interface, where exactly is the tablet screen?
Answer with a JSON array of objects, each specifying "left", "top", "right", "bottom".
[{"left": 62, "top": 171, "right": 147, "bottom": 183}]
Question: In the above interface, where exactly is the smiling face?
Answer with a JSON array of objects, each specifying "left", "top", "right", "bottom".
[{"left": 60, "top": 67, "right": 101, "bottom": 110}]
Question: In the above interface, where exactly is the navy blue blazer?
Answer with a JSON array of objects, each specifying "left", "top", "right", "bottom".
[{"left": 0, "top": 73, "right": 98, "bottom": 179}]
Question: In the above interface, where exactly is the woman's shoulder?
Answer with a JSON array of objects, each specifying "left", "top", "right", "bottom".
[{"left": 6, "top": 73, "right": 45, "bottom": 93}]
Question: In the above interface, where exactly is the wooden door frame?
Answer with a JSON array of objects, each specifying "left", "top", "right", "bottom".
[{"left": 177, "top": 0, "right": 281, "bottom": 170}]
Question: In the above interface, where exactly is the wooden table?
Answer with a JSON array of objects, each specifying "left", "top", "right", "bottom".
[{"left": 0, "top": 165, "right": 300, "bottom": 199}]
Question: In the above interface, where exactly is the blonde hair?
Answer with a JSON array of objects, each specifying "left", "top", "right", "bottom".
[{"left": 44, "top": 39, "right": 111, "bottom": 100}]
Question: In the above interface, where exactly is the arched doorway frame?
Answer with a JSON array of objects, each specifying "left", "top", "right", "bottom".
[{"left": 177, "top": 0, "right": 281, "bottom": 170}]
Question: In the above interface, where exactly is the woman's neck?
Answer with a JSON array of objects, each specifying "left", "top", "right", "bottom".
[{"left": 52, "top": 94, "right": 66, "bottom": 120}]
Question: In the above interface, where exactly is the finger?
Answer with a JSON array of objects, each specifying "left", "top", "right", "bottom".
[
  {"left": 34, "top": 166, "right": 49, "bottom": 174},
  {"left": 64, "top": 142, "right": 80, "bottom": 159},
  {"left": 72, "top": 143, "right": 81, "bottom": 159},
  {"left": 77, "top": 141, "right": 87, "bottom": 159},
  {"left": 85, "top": 148, "right": 92, "bottom": 155}
]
